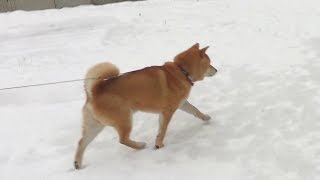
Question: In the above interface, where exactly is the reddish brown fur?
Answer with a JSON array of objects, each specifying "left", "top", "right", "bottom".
[{"left": 74, "top": 43, "right": 217, "bottom": 169}]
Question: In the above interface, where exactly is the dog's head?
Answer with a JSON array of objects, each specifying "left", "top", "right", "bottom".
[{"left": 174, "top": 43, "right": 217, "bottom": 82}]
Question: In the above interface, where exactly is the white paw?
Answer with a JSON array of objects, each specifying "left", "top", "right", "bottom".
[
  {"left": 202, "top": 114, "right": 211, "bottom": 121},
  {"left": 155, "top": 143, "right": 164, "bottom": 149},
  {"left": 136, "top": 142, "right": 147, "bottom": 149}
]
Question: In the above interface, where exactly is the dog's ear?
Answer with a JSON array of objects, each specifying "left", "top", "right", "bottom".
[
  {"left": 190, "top": 43, "right": 200, "bottom": 49},
  {"left": 200, "top": 46, "right": 209, "bottom": 54}
]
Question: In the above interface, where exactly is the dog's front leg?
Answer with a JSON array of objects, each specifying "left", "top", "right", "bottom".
[
  {"left": 179, "top": 101, "right": 211, "bottom": 121},
  {"left": 155, "top": 111, "right": 174, "bottom": 149}
]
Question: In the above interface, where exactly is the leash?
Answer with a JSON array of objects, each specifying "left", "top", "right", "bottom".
[
  {"left": 0, "top": 77, "right": 101, "bottom": 91},
  {"left": 0, "top": 64, "right": 193, "bottom": 91}
]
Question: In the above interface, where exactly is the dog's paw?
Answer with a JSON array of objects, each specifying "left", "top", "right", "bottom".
[
  {"left": 200, "top": 114, "right": 211, "bottom": 121},
  {"left": 155, "top": 143, "right": 165, "bottom": 149},
  {"left": 137, "top": 142, "right": 147, "bottom": 149},
  {"left": 74, "top": 161, "right": 81, "bottom": 170}
]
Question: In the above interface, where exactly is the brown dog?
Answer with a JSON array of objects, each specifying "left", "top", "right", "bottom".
[{"left": 74, "top": 43, "right": 217, "bottom": 169}]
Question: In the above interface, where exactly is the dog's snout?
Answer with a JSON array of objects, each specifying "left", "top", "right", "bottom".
[
  {"left": 212, "top": 66, "right": 218, "bottom": 74},
  {"left": 205, "top": 66, "right": 217, "bottom": 77},
  {"left": 214, "top": 68, "right": 218, "bottom": 73}
]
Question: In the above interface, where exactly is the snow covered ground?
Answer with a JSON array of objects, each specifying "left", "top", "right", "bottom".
[{"left": 1, "top": 0, "right": 320, "bottom": 179}]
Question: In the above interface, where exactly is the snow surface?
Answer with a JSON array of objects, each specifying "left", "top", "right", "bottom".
[{"left": 1, "top": 0, "right": 320, "bottom": 179}]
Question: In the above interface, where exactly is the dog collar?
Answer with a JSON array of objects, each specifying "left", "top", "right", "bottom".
[{"left": 176, "top": 65, "right": 194, "bottom": 86}]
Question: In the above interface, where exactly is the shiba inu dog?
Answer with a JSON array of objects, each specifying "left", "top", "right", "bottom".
[{"left": 74, "top": 43, "right": 217, "bottom": 169}]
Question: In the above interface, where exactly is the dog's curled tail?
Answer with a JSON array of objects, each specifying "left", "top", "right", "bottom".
[{"left": 84, "top": 62, "right": 119, "bottom": 97}]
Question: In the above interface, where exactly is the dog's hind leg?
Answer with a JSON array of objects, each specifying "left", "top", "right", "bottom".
[
  {"left": 115, "top": 112, "right": 146, "bottom": 150},
  {"left": 74, "top": 108, "right": 104, "bottom": 169}
]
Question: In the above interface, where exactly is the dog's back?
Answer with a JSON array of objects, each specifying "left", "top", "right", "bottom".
[{"left": 90, "top": 63, "right": 191, "bottom": 114}]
